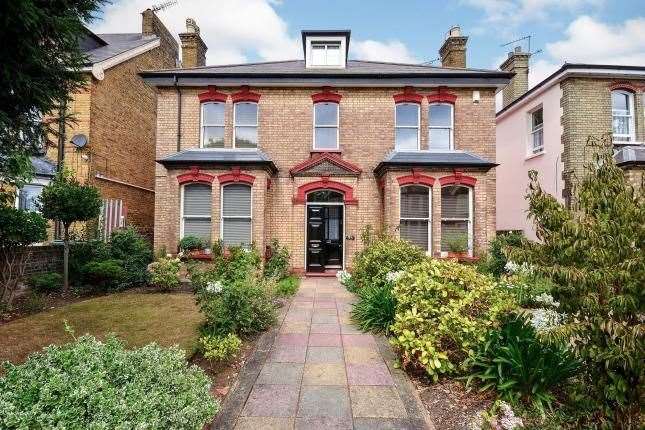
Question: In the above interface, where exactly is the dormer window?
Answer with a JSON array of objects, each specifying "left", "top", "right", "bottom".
[{"left": 302, "top": 30, "right": 350, "bottom": 69}]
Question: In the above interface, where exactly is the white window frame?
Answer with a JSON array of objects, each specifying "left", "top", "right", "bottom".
[
  {"left": 395, "top": 103, "right": 421, "bottom": 151},
  {"left": 200, "top": 102, "right": 225, "bottom": 148},
  {"left": 180, "top": 184, "right": 212, "bottom": 240},
  {"left": 305, "top": 36, "right": 347, "bottom": 68},
  {"left": 611, "top": 90, "right": 635, "bottom": 143},
  {"left": 399, "top": 184, "right": 432, "bottom": 253},
  {"left": 14, "top": 177, "right": 50, "bottom": 213},
  {"left": 528, "top": 106, "right": 544, "bottom": 155},
  {"left": 233, "top": 101, "right": 259, "bottom": 149},
  {"left": 313, "top": 102, "right": 340, "bottom": 150},
  {"left": 428, "top": 103, "right": 454, "bottom": 150},
  {"left": 220, "top": 183, "right": 253, "bottom": 247},
  {"left": 440, "top": 185, "right": 474, "bottom": 256}
]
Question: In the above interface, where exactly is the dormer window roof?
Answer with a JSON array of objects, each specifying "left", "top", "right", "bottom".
[{"left": 302, "top": 30, "right": 350, "bottom": 69}]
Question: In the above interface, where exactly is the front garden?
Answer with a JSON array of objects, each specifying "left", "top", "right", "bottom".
[{"left": 342, "top": 139, "right": 643, "bottom": 429}]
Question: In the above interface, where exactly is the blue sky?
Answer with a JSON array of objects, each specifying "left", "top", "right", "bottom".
[{"left": 92, "top": 0, "right": 645, "bottom": 87}]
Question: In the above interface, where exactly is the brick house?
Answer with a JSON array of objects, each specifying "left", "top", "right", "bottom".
[
  {"left": 142, "top": 26, "right": 511, "bottom": 273},
  {"left": 20, "top": 9, "right": 178, "bottom": 239},
  {"left": 496, "top": 49, "right": 645, "bottom": 239}
]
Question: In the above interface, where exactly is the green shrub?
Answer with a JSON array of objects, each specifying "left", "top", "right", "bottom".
[
  {"left": 81, "top": 259, "right": 127, "bottom": 291},
  {"left": 108, "top": 227, "right": 153, "bottom": 289},
  {"left": 27, "top": 272, "right": 63, "bottom": 293},
  {"left": 444, "top": 232, "right": 469, "bottom": 253},
  {"left": 179, "top": 235, "right": 205, "bottom": 252},
  {"left": 479, "top": 231, "right": 524, "bottom": 278},
  {"left": 465, "top": 317, "right": 580, "bottom": 412},
  {"left": 148, "top": 257, "right": 182, "bottom": 291},
  {"left": 196, "top": 277, "right": 276, "bottom": 336},
  {"left": 69, "top": 239, "right": 111, "bottom": 282},
  {"left": 390, "top": 259, "right": 516, "bottom": 381},
  {"left": 276, "top": 275, "right": 299, "bottom": 296},
  {"left": 22, "top": 291, "right": 46, "bottom": 313},
  {"left": 264, "top": 239, "right": 290, "bottom": 279},
  {"left": 352, "top": 232, "right": 425, "bottom": 290},
  {"left": 0, "top": 334, "right": 217, "bottom": 429},
  {"left": 200, "top": 333, "right": 242, "bottom": 362},
  {"left": 351, "top": 285, "right": 396, "bottom": 334}
]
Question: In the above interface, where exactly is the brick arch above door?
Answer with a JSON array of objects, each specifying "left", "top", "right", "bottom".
[{"left": 293, "top": 179, "right": 358, "bottom": 205}]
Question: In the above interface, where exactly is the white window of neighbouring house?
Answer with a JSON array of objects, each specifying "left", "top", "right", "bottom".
[
  {"left": 182, "top": 184, "right": 212, "bottom": 243},
  {"left": 16, "top": 183, "right": 46, "bottom": 212},
  {"left": 399, "top": 185, "right": 431, "bottom": 252},
  {"left": 200, "top": 102, "right": 225, "bottom": 148},
  {"left": 529, "top": 107, "right": 544, "bottom": 155},
  {"left": 429, "top": 103, "right": 454, "bottom": 150},
  {"left": 441, "top": 185, "right": 473, "bottom": 254},
  {"left": 612, "top": 90, "right": 635, "bottom": 143},
  {"left": 311, "top": 42, "right": 341, "bottom": 66},
  {"left": 221, "top": 184, "right": 252, "bottom": 247},
  {"left": 234, "top": 102, "right": 258, "bottom": 148},
  {"left": 314, "top": 102, "right": 339, "bottom": 150},
  {"left": 395, "top": 103, "right": 420, "bottom": 150}
]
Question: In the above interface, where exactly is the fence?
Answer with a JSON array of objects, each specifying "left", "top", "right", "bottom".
[{"left": 99, "top": 199, "right": 127, "bottom": 241}]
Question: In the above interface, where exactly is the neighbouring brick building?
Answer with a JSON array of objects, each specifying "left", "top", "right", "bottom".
[
  {"left": 20, "top": 9, "right": 178, "bottom": 239},
  {"left": 142, "top": 25, "right": 511, "bottom": 273},
  {"left": 496, "top": 52, "right": 645, "bottom": 239}
]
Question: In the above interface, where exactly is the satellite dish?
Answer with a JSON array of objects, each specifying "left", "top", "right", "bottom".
[{"left": 70, "top": 134, "right": 88, "bottom": 148}]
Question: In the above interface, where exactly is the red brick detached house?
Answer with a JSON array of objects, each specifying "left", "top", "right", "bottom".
[{"left": 142, "top": 26, "right": 511, "bottom": 273}]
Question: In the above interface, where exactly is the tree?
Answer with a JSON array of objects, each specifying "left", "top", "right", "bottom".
[
  {"left": 508, "top": 134, "right": 644, "bottom": 428},
  {"left": 39, "top": 171, "right": 101, "bottom": 291},
  {"left": 0, "top": 207, "right": 47, "bottom": 309},
  {"left": 0, "top": 0, "right": 105, "bottom": 205}
]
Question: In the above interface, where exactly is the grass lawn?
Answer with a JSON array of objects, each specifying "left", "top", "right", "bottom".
[{"left": 0, "top": 292, "right": 204, "bottom": 364}]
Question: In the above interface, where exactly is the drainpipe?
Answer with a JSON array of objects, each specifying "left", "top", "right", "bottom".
[{"left": 174, "top": 75, "right": 182, "bottom": 152}]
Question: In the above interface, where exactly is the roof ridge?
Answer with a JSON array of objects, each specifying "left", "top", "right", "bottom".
[
  {"left": 348, "top": 59, "right": 441, "bottom": 68},
  {"left": 175, "top": 59, "right": 303, "bottom": 72}
]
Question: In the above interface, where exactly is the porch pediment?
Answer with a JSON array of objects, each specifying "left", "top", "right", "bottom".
[{"left": 290, "top": 152, "right": 362, "bottom": 177}]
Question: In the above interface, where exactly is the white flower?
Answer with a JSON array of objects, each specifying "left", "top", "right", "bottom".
[
  {"left": 205, "top": 281, "right": 223, "bottom": 294},
  {"left": 533, "top": 292, "right": 559, "bottom": 308},
  {"left": 504, "top": 261, "right": 532, "bottom": 275},
  {"left": 528, "top": 308, "right": 563, "bottom": 332},
  {"left": 385, "top": 270, "right": 404, "bottom": 283},
  {"left": 336, "top": 270, "right": 351, "bottom": 285}
]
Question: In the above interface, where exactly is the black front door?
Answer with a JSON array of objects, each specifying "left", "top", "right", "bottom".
[{"left": 307, "top": 205, "right": 343, "bottom": 272}]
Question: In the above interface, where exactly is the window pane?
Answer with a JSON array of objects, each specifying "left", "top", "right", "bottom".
[
  {"left": 184, "top": 184, "right": 212, "bottom": 216},
  {"left": 223, "top": 184, "right": 251, "bottom": 217},
  {"left": 203, "top": 126, "right": 225, "bottom": 148},
  {"left": 235, "top": 102, "right": 257, "bottom": 125},
  {"left": 441, "top": 186, "right": 469, "bottom": 219},
  {"left": 184, "top": 218, "right": 211, "bottom": 242},
  {"left": 441, "top": 220, "right": 468, "bottom": 252},
  {"left": 613, "top": 116, "right": 631, "bottom": 137},
  {"left": 326, "top": 44, "right": 341, "bottom": 65},
  {"left": 315, "top": 103, "right": 338, "bottom": 126},
  {"left": 611, "top": 91, "right": 629, "bottom": 112},
  {"left": 235, "top": 126, "right": 258, "bottom": 148},
  {"left": 400, "top": 220, "right": 429, "bottom": 251},
  {"left": 396, "top": 104, "right": 419, "bottom": 127},
  {"left": 429, "top": 128, "right": 451, "bottom": 150},
  {"left": 202, "top": 102, "right": 224, "bottom": 125},
  {"left": 311, "top": 44, "right": 325, "bottom": 65},
  {"left": 307, "top": 190, "right": 343, "bottom": 203},
  {"left": 532, "top": 108, "right": 543, "bottom": 129},
  {"left": 396, "top": 128, "right": 419, "bottom": 150},
  {"left": 429, "top": 104, "right": 452, "bottom": 127},
  {"left": 400, "top": 185, "right": 429, "bottom": 218},
  {"left": 223, "top": 219, "right": 252, "bottom": 247},
  {"left": 315, "top": 127, "right": 338, "bottom": 149},
  {"left": 19, "top": 184, "right": 44, "bottom": 212}
]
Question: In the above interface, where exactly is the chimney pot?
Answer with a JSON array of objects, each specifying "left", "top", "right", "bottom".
[{"left": 439, "top": 26, "right": 468, "bottom": 68}]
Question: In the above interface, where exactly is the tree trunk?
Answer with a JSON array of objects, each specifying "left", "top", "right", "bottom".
[{"left": 63, "top": 225, "right": 70, "bottom": 293}]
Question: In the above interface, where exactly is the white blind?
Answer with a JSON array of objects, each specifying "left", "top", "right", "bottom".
[
  {"left": 222, "top": 184, "right": 252, "bottom": 246},
  {"left": 400, "top": 220, "right": 429, "bottom": 251},
  {"left": 441, "top": 186, "right": 469, "bottom": 219},
  {"left": 183, "top": 184, "right": 212, "bottom": 242},
  {"left": 400, "top": 185, "right": 430, "bottom": 251}
]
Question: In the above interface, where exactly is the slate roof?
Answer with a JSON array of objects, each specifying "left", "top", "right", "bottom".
[
  {"left": 374, "top": 150, "right": 496, "bottom": 176},
  {"left": 614, "top": 145, "right": 645, "bottom": 167},
  {"left": 158, "top": 149, "right": 278, "bottom": 173},
  {"left": 83, "top": 33, "right": 158, "bottom": 65},
  {"left": 31, "top": 156, "right": 57, "bottom": 177}
]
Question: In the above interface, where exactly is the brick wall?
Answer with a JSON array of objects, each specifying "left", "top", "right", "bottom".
[
  {"left": 21, "top": 244, "right": 64, "bottom": 276},
  {"left": 154, "top": 86, "right": 497, "bottom": 268},
  {"left": 560, "top": 77, "right": 645, "bottom": 201}
]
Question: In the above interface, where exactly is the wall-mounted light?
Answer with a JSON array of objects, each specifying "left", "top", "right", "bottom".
[{"left": 473, "top": 90, "right": 480, "bottom": 104}]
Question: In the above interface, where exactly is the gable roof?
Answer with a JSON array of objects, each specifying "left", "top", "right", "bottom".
[
  {"left": 83, "top": 33, "right": 159, "bottom": 65},
  {"left": 290, "top": 152, "right": 362, "bottom": 177}
]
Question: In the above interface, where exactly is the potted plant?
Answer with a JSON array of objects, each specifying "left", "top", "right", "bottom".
[
  {"left": 444, "top": 233, "right": 469, "bottom": 259},
  {"left": 178, "top": 236, "right": 209, "bottom": 260}
]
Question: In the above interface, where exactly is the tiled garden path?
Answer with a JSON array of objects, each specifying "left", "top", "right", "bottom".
[{"left": 213, "top": 277, "right": 433, "bottom": 430}]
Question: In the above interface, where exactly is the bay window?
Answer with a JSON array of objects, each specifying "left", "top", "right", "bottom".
[
  {"left": 399, "top": 185, "right": 431, "bottom": 251},
  {"left": 182, "top": 184, "right": 212, "bottom": 243},
  {"left": 200, "top": 102, "right": 225, "bottom": 148},
  {"left": 314, "top": 102, "right": 339, "bottom": 150},
  {"left": 221, "top": 184, "right": 252, "bottom": 247},
  {"left": 441, "top": 185, "right": 472, "bottom": 254},
  {"left": 395, "top": 103, "right": 420, "bottom": 150},
  {"left": 234, "top": 102, "right": 258, "bottom": 148},
  {"left": 429, "top": 103, "right": 454, "bottom": 150}
]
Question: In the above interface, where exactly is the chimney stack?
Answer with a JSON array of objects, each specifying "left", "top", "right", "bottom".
[
  {"left": 141, "top": 9, "right": 179, "bottom": 62},
  {"left": 500, "top": 46, "right": 531, "bottom": 108},
  {"left": 439, "top": 26, "right": 468, "bottom": 68},
  {"left": 179, "top": 18, "right": 207, "bottom": 68}
]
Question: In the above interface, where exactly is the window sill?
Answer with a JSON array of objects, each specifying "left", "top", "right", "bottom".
[
  {"left": 311, "top": 149, "right": 341, "bottom": 155},
  {"left": 525, "top": 151, "right": 545, "bottom": 161}
]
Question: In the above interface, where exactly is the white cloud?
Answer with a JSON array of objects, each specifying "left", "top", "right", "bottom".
[
  {"left": 352, "top": 40, "right": 419, "bottom": 63},
  {"left": 91, "top": 0, "right": 420, "bottom": 66}
]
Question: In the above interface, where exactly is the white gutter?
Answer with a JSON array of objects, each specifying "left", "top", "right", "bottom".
[{"left": 95, "top": 173, "right": 155, "bottom": 193}]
